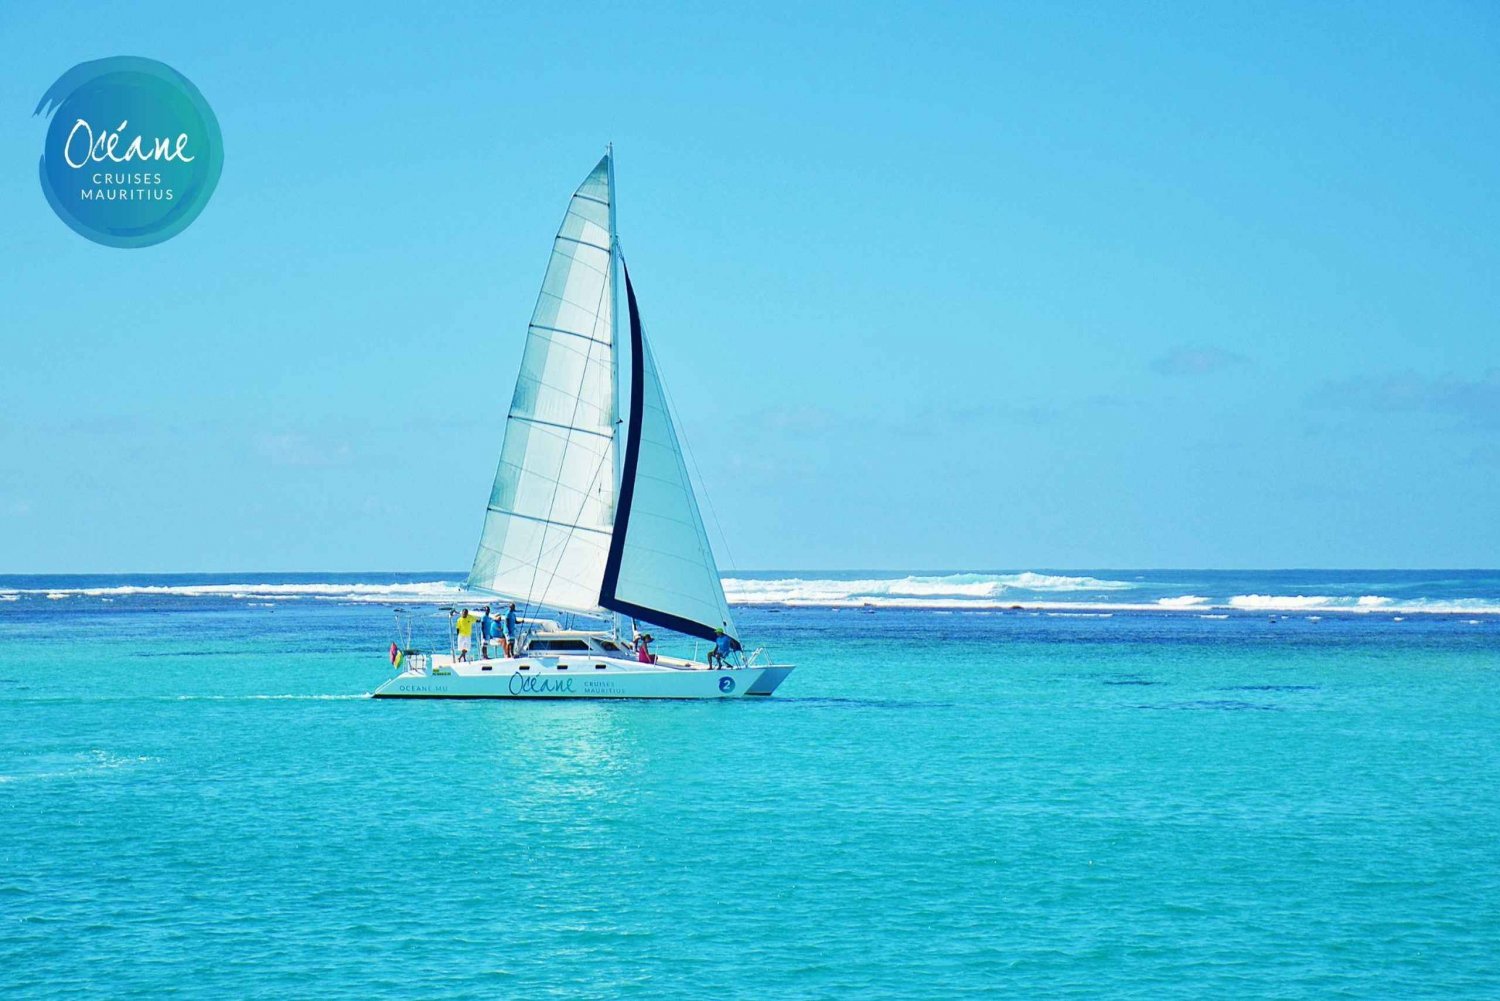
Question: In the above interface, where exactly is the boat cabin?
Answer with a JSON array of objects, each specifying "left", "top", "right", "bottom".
[{"left": 518, "top": 630, "right": 633, "bottom": 656}]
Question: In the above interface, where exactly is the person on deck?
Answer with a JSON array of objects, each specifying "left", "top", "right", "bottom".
[
  {"left": 635, "top": 633, "right": 656, "bottom": 664},
  {"left": 503, "top": 603, "right": 520, "bottom": 658},
  {"left": 479, "top": 606, "right": 497, "bottom": 659},
  {"left": 454, "top": 609, "right": 476, "bottom": 662},
  {"left": 708, "top": 627, "right": 735, "bottom": 668}
]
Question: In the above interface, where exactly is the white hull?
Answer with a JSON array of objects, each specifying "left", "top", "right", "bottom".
[{"left": 372, "top": 652, "right": 791, "bottom": 700}]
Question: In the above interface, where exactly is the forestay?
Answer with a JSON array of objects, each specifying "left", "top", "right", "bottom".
[
  {"left": 600, "top": 264, "right": 738, "bottom": 642},
  {"left": 468, "top": 156, "right": 617, "bottom": 613}
]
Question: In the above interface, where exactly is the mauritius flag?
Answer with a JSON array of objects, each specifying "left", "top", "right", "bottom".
[{"left": 389, "top": 643, "right": 405, "bottom": 670}]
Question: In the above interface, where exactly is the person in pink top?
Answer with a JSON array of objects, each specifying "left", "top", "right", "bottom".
[{"left": 635, "top": 633, "right": 656, "bottom": 664}]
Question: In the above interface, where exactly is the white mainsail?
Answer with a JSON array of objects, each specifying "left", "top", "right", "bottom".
[
  {"left": 599, "top": 265, "right": 738, "bottom": 642},
  {"left": 468, "top": 156, "right": 617, "bottom": 614}
]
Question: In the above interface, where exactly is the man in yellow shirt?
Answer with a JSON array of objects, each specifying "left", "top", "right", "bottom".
[{"left": 454, "top": 608, "right": 477, "bottom": 661}]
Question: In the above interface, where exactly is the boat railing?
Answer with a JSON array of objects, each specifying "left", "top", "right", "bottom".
[{"left": 404, "top": 653, "right": 430, "bottom": 675}]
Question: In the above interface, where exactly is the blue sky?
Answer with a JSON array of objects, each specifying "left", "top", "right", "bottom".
[{"left": 2, "top": 1, "right": 1498, "bottom": 571}]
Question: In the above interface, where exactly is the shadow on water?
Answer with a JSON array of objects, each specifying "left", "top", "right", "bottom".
[
  {"left": 1136, "top": 699, "right": 1283, "bottom": 712},
  {"left": 1219, "top": 684, "right": 1320, "bottom": 693},
  {"left": 1049, "top": 672, "right": 1162, "bottom": 685},
  {"left": 772, "top": 696, "right": 957, "bottom": 711}
]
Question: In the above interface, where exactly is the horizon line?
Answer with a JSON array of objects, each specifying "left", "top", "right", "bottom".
[{"left": 4, "top": 566, "right": 1500, "bottom": 576}]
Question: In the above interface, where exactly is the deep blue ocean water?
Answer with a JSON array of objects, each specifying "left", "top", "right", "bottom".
[{"left": 3, "top": 570, "right": 1499, "bottom": 998}]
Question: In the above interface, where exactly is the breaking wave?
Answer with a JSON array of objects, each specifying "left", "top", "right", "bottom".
[
  {"left": 0, "top": 581, "right": 467, "bottom": 603},
  {"left": 1226, "top": 594, "right": 1500, "bottom": 615},
  {"left": 721, "top": 572, "right": 1135, "bottom": 607},
  {"left": 718, "top": 575, "right": 1500, "bottom": 615},
  {"left": 3, "top": 573, "right": 1498, "bottom": 617},
  {"left": 1157, "top": 595, "right": 1211, "bottom": 608},
  {"left": 719, "top": 573, "right": 1264, "bottom": 612}
]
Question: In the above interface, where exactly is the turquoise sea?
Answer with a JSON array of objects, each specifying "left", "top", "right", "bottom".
[{"left": 3, "top": 570, "right": 1499, "bottom": 998}]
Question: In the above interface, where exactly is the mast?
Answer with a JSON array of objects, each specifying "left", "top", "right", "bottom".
[
  {"left": 606, "top": 144, "right": 626, "bottom": 639},
  {"left": 606, "top": 144, "right": 622, "bottom": 509}
]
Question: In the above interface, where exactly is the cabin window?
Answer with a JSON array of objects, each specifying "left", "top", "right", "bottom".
[
  {"left": 556, "top": 664, "right": 568, "bottom": 670},
  {"left": 599, "top": 641, "right": 622, "bottom": 651},
  {"left": 527, "top": 639, "right": 591, "bottom": 652},
  {"left": 481, "top": 665, "right": 492, "bottom": 672},
  {"left": 595, "top": 664, "right": 607, "bottom": 670}
]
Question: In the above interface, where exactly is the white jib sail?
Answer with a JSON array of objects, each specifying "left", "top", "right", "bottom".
[
  {"left": 468, "top": 156, "right": 617, "bottom": 614},
  {"left": 602, "top": 267, "right": 738, "bottom": 640}
]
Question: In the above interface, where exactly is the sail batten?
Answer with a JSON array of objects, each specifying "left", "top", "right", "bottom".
[
  {"left": 483, "top": 507, "right": 613, "bottom": 534},
  {"left": 508, "top": 415, "right": 614, "bottom": 440},
  {"left": 531, "top": 325, "right": 610, "bottom": 346}
]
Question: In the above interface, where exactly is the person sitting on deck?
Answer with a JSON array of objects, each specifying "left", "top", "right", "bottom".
[
  {"left": 635, "top": 633, "right": 657, "bottom": 664},
  {"left": 503, "top": 603, "right": 520, "bottom": 658},
  {"left": 454, "top": 609, "right": 477, "bottom": 662},
  {"left": 708, "top": 627, "right": 736, "bottom": 669}
]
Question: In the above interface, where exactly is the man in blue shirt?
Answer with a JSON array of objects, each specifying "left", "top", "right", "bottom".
[
  {"left": 503, "top": 603, "right": 520, "bottom": 658},
  {"left": 708, "top": 627, "right": 735, "bottom": 668},
  {"left": 480, "top": 606, "right": 503, "bottom": 659}
]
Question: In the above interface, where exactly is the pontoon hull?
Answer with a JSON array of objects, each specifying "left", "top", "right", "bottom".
[
  {"left": 745, "top": 666, "right": 795, "bottom": 696},
  {"left": 372, "top": 654, "right": 792, "bottom": 700}
]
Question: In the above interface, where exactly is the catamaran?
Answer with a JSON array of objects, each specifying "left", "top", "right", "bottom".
[{"left": 374, "top": 151, "right": 793, "bottom": 699}]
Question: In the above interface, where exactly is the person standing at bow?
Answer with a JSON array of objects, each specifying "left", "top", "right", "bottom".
[{"left": 454, "top": 609, "right": 477, "bottom": 662}]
